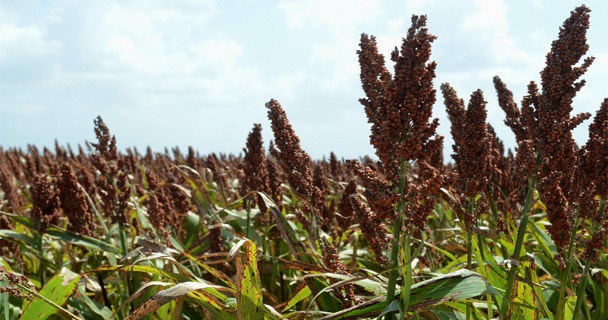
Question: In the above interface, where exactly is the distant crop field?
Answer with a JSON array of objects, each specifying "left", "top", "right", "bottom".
[{"left": 1, "top": 5, "right": 607, "bottom": 320}]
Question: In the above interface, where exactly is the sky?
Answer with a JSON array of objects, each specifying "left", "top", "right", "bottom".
[{"left": 1, "top": 0, "right": 607, "bottom": 160}]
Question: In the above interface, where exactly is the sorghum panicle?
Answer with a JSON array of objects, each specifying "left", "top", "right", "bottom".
[
  {"left": 0, "top": 164, "right": 25, "bottom": 212},
  {"left": 266, "top": 99, "right": 324, "bottom": 224},
  {"left": 349, "top": 193, "right": 388, "bottom": 265},
  {"left": 493, "top": 76, "right": 527, "bottom": 144},
  {"left": 579, "top": 99, "right": 608, "bottom": 262},
  {"left": 533, "top": 6, "right": 594, "bottom": 252},
  {"left": 30, "top": 175, "right": 61, "bottom": 234},
  {"left": 346, "top": 160, "right": 398, "bottom": 222},
  {"left": 442, "top": 85, "right": 495, "bottom": 231},
  {"left": 241, "top": 123, "right": 270, "bottom": 216},
  {"left": 57, "top": 163, "right": 96, "bottom": 236},
  {"left": 337, "top": 179, "right": 357, "bottom": 231},
  {"left": 319, "top": 239, "right": 358, "bottom": 307},
  {"left": 90, "top": 116, "right": 130, "bottom": 227},
  {"left": 357, "top": 15, "right": 442, "bottom": 183},
  {"left": 266, "top": 141, "right": 284, "bottom": 210},
  {"left": 0, "top": 266, "right": 35, "bottom": 300}
]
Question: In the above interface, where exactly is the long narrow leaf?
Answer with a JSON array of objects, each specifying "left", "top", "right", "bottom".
[
  {"left": 21, "top": 267, "right": 81, "bottom": 320},
  {"left": 235, "top": 239, "right": 266, "bottom": 320},
  {"left": 126, "top": 281, "right": 230, "bottom": 320}
]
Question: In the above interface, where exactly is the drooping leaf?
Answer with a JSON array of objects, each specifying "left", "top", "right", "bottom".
[
  {"left": 282, "top": 283, "right": 312, "bottom": 312},
  {"left": 259, "top": 192, "right": 342, "bottom": 312},
  {"left": 0, "top": 229, "right": 38, "bottom": 249},
  {"left": 21, "top": 267, "right": 81, "bottom": 320},
  {"left": 235, "top": 239, "right": 266, "bottom": 320},
  {"left": 126, "top": 281, "right": 232, "bottom": 320},
  {"left": 45, "top": 227, "right": 121, "bottom": 254},
  {"left": 180, "top": 251, "right": 237, "bottom": 291},
  {"left": 321, "top": 269, "right": 497, "bottom": 319}
]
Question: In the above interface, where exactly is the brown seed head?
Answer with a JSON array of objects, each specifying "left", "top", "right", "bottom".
[
  {"left": 30, "top": 175, "right": 61, "bottom": 234},
  {"left": 58, "top": 163, "right": 95, "bottom": 236}
]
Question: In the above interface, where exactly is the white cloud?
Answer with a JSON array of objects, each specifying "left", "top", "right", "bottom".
[
  {"left": 462, "top": 0, "right": 531, "bottom": 65},
  {"left": 193, "top": 38, "right": 243, "bottom": 71},
  {"left": 0, "top": 24, "right": 60, "bottom": 61},
  {"left": 277, "top": 0, "right": 382, "bottom": 92},
  {"left": 2, "top": 1, "right": 606, "bottom": 159},
  {"left": 278, "top": 0, "right": 380, "bottom": 34},
  {"left": 406, "top": 0, "right": 438, "bottom": 12}
]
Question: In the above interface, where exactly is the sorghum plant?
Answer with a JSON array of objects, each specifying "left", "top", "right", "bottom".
[
  {"left": 441, "top": 85, "right": 495, "bottom": 232},
  {"left": 29, "top": 175, "right": 61, "bottom": 235},
  {"left": 533, "top": 5, "right": 594, "bottom": 255},
  {"left": 356, "top": 14, "right": 444, "bottom": 317},
  {"left": 57, "top": 163, "right": 96, "bottom": 237},
  {"left": 265, "top": 99, "right": 345, "bottom": 311},
  {"left": 241, "top": 123, "right": 270, "bottom": 228},
  {"left": 494, "top": 6, "right": 603, "bottom": 319},
  {"left": 266, "top": 99, "right": 325, "bottom": 233},
  {"left": 90, "top": 116, "right": 130, "bottom": 229}
]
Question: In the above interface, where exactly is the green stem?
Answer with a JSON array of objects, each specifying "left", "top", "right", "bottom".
[
  {"left": 37, "top": 233, "right": 45, "bottom": 287},
  {"left": 573, "top": 200, "right": 605, "bottom": 319},
  {"left": 499, "top": 173, "right": 537, "bottom": 319},
  {"left": 385, "top": 214, "right": 402, "bottom": 320},
  {"left": 246, "top": 209, "right": 251, "bottom": 239},
  {"left": 351, "top": 232, "right": 358, "bottom": 270},
  {"left": 466, "top": 229, "right": 472, "bottom": 320},
  {"left": 385, "top": 159, "right": 409, "bottom": 320},
  {"left": 555, "top": 263, "right": 571, "bottom": 320},
  {"left": 118, "top": 225, "right": 132, "bottom": 314},
  {"left": 555, "top": 218, "right": 580, "bottom": 320},
  {"left": 573, "top": 259, "right": 590, "bottom": 319},
  {"left": 465, "top": 199, "right": 477, "bottom": 320},
  {"left": 95, "top": 250, "right": 111, "bottom": 309},
  {"left": 570, "top": 199, "right": 605, "bottom": 320},
  {"left": 402, "top": 234, "right": 412, "bottom": 316}
]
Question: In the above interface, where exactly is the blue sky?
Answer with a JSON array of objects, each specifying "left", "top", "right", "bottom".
[{"left": 1, "top": 0, "right": 607, "bottom": 160}]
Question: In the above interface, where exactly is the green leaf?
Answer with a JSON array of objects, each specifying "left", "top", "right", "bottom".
[
  {"left": 282, "top": 284, "right": 312, "bottom": 312},
  {"left": 258, "top": 192, "right": 342, "bottom": 312},
  {"left": 69, "top": 286, "right": 113, "bottom": 320},
  {"left": 88, "top": 265, "right": 190, "bottom": 283},
  {"left": 528, "top": 219, "right": 558, "bottom": 258},
  {"left": 126, "top": 282, "right": 233, "bottom": 320},
  {"left": 21, "top": 267, "right": 81, "bottom": 320},
  {"left": 113, "top": 281, "right": 173, "bottom": 318},
  {"left": 409, "top": 269, "right": 498, "bottom": 307},
  {"left": 563, "top": 295, "right": 576, "bottom": 320},
  {"left": 0, "top": 230, "right": 37, "bottom": 249},
  {"left": 184, "top": 211, "right": 200, "bottom": 248},
  {"left": 511, "top": 261, "right": 538, "bottom": 319},
  {"left": 321, "top": 269, "right": 497, "bottom": 320},
  {"left": 45, "top": 227, "right": 121, "bottom": 254},
  {"left": 180, "top": 251, "right": 237, "bottom": 292},
  {"left": 235, "top": 239, "right": 267, "bottom": 320}
]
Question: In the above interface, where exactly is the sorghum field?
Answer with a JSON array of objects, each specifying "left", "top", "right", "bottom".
[{"left": 1, "top": 5, "right": 607, "bottom": 320}]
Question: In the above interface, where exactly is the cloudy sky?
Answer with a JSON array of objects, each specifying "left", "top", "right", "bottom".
[{"left": 1, "top": 0, "right": 607, "bottom": 160}]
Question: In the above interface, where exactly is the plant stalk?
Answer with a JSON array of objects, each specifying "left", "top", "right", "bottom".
[
  {"left": 385, "top": 159, "right": 409, "bottom": 320},
  {"left": 36, "top": 232, "right": 46, "bottom": 288},
  {"left": 573, "top": 259, "right": 590, "bottom": 319},
  {"left": 401, "top": 233, "right": 412, "bottom": 316},
  {"left": 555, "top": 219, "right": 579, "bottom": 320},
  {"left": 499, "top": 175, "right": 537, "bottom": 319}
]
